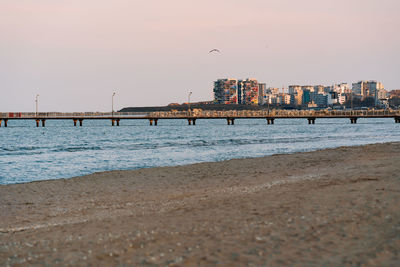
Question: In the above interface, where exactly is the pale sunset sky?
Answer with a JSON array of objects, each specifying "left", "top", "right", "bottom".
[{"left": 0, "top": 0, "right": 399, "bottom": 111}]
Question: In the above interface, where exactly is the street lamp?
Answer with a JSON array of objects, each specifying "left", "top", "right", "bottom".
[
  {"left": 351, "top": 90, "right": 353, "bottom": 115},
  {"left": 188, "top": 91, "right": 192, "bottom": 116},
  {"left": 112, "top": 92, "right": 116, "bottom": 117},
  {"left": 35, "top": 94, "right": 39, "bottom": 117}
]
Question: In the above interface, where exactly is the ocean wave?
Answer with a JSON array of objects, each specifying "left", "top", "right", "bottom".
[
  {"left": 0, "top": 151, "right": 45, "bottom": 156},
  {"left": 0, "top": 146, "right": 41, "bottom": 152},
  {"left": 50, "top": 146, "right": 103, "bottom": 153}
]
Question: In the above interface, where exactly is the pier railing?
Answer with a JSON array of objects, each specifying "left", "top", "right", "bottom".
[
  {"left": 149, "top": 109, "right": 400, "bottom": 118},
  {"left": 0, "top": 112, "right": 149, "bottom": 118},
  {"left": 1, "top": 109, "right": 399, "bottom": 119}
]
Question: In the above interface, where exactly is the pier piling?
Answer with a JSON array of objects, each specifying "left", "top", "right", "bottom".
[
  {"left": 226, "top": 118, "right": 234, "bottom": 125},
  {"left": 79, "top": 119, "right": 83, "bottom": 127},
  {"left": 116, "top": 119, "right": 120, "bottom": 126},
  {"left": 111, "top": 119, "right": 115, "bottom": 126},
  {"left": 4, "top": 119, "right": 8, "bottom": 127},
  {"left": 41, "top": 119, "right": 46, "bottom": 127},
  {"left": 149, "top": 119, "right": 153, "bottom": 126},
  {"left": 154, "top": 119, "right": 158, "bottom": 126},
  {"left": 73, "top": 119, "right": 77, "bottom": 127},
  {"left": 350, "top": 118, "right": 358, "bottom": 124},
  {"left": 187, "top": 119, "right": 196, "bottom": 125},
  {"left": 36, "top": 119, "right": 40, "bottom": 127},
  {"left": 0, "top": 119, "right": 2, "bottom": 127},
  {"left": 308, "top": 118, "right": 315, "bottom": 124}
]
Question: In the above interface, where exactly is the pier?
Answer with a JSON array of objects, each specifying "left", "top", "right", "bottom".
[{"left": 0, "top": 110, "right": 399, "bottom": 127}]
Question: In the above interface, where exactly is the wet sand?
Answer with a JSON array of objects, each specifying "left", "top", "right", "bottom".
[{"left": 1, "top": 142, "right": 399, "bottom": 266}]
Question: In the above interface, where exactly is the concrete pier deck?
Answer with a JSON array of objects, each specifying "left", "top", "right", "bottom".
[{"left": 1, "top": 109, "right": 399, "bottom": 127}]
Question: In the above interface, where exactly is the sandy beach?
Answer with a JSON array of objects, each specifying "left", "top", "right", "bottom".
[{"left": 1, "top": 142, "right": 399, "bottom": 266}]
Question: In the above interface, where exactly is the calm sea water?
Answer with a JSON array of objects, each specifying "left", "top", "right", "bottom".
[{"left": 0, "top": 118, "right": 399, "bottom": 184}]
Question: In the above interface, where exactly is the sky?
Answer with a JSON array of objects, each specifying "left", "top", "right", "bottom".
[{"left": 0, "top": 0, "right": 399, "bottom": 112}]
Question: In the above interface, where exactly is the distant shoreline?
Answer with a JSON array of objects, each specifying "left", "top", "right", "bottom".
[
  {"left": 119, "top": 103, "right": 400, "bottom": 113},
  {"left": 119, "top": 103, "right": 294, "bottom": 112}
]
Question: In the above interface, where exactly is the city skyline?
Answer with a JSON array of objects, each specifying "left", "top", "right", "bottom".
[
  {"left": 212, "top": 78, "right": 394, "bottom": 108},
  {"left": 1, "top": 0, "right": 399, "bottom": 112}
]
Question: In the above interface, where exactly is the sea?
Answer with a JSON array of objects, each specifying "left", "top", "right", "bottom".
[{"left": 0, "top": 118, "right": 399, "bottom": 185}]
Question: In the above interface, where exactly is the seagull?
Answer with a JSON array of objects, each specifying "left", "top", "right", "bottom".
[{"left": 209, "top": 49, "right": 221, "bottom": 53}]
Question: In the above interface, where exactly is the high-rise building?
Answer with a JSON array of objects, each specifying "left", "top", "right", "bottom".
[
  {"left": 288, "top": 85, "right": 302, "bottom": 95},
  {"left": 352, "top": 80, "right": 385, "bottom": 105},
  {"left": 289, "top": 85, "right": 303, "bottom": 106},
  {"left": 366, "top": 81, "right": 384, "bottom": 96},
  {"left": 366, "top": 81, "right": 385, "bottom": 105},
  {"left": 352, "top": 81, "right": 370, "bottom": 99},
  {"left": 328, "top": 92, "right": 339, "bottom": 105},
  {"left": 213, "top": 78, "right": 264, "bottom": 105},
  {"left": 314, "top": 85, "right": 325, "bottom": 94},
  {"left": 337, "top": 93, "right": 347, "bottom": 105},
  {"left": 213, "top": 78, "right": 238, "bottom": 104},
  {"left": 302, "top": 90, "right": 311, "bottom": 105},
  {"left": 334, "top": 83, "right": 351, "bottom": 94},
  {"left": 313, "top": 93, "right": 328, "bottom": 106},
  {"left": 281, "top": 93, "right": 291, "bottom": 105},
  {"left": 301, "top": 86, "right": 314, "bottom": 92},
  {"left": 238, "top": 78, "right": 259, "bottom": 105},
  {"left": 258, "top": 83, "right": 266, "bottom": 105},
  {"left": 295, "top": 92, "right": 304, "bottom": 106},
  {"left": 323, "top": 85, "right": 332, "bottom": 93},
  {"left": 267, "top": 87, "right": 280, "bottom": 95}
]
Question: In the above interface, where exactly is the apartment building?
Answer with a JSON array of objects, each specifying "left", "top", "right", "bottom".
[
  {"left": 239, "top": 78, "right": 260, "bottom": 105},
  {"left": 214, "top": 78, "right": 264, "bottom": 105},
  {"left": 213, "top": 78, "right": 238, "bottom": 104}
]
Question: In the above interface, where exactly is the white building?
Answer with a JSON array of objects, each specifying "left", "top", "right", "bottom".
[
  {"left": 338, "top": 93, "right": 347, "bottom": 105},
  {"left": 288, "top": 85, "right": 302, "bottom": 95},
  {"left": 336, "top": 83, "right": 351, "bottom": 94},
  {"left": 328, "top": 92, "right": 338, "bottom": 105}
]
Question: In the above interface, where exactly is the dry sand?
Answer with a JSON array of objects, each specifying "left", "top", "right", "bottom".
[{"left": 1, "top": 142, "right": 399, "bottom": 266}]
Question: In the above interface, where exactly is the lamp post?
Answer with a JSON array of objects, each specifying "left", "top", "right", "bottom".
[
  {"left": 35, "top": 94, "right": 39, "bottom": 117},
  {"left": 351, "top": 90, "right": 353, "bottom": 115},
  {"left": 112, "top": 92, "right": 116, "bottom": 117},
  {"left": 188, "top": 91, "right": 192, "bottom": 116}
]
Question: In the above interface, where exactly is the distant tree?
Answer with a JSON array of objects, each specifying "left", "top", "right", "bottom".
[
  {"left": 363, "top": 97, "right": 375, "bottom": 107},
  {"left": 345, "top": 96, "right": 375, "bottom": 108},
  {"left": 389, "top": 97, "right": 400, "bottom": 108}
]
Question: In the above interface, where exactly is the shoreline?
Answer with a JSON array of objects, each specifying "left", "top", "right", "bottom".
[
  {"left": 2, "top": 140, "right": 398, "bottom": 186},
  {"left": 1, "top": 142, "right": 399, "bottom": 265}
]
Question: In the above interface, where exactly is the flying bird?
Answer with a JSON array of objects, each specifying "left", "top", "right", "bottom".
[{"left": 209, "top": 49, "right": 221, "bottom": 53}]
